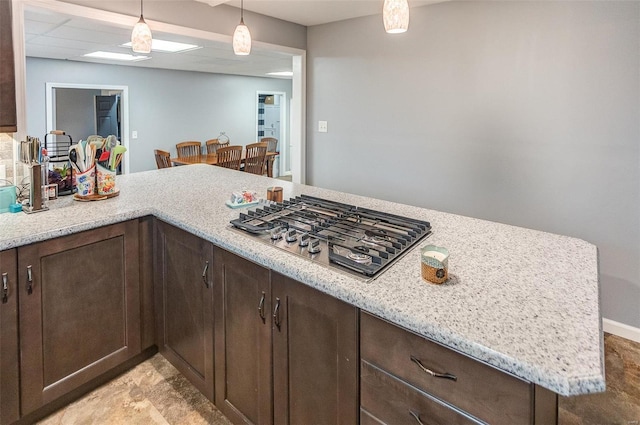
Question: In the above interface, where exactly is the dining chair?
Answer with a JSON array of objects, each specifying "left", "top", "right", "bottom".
[
  {"left": 176, "top": 141, "right": 202, "bottom": 157},
  {"left": 215, "top": 145, "right": 243, "bottom": 170},
  {"left": 205, "top": 138, "right": 230, "bottom": 154},
  {"left": 154, "top": 149, "right": 172, "bottom": 169},
  {"left": 243, "top": 142, "right": 268, "bottom": 175},
  {"left": 260, "top": 137, "right": 278, "bottom": 176}
]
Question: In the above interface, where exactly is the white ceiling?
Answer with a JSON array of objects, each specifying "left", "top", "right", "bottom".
[
  {"left": 24, "top": 0, "right": 440, "bottom": 78},
  {"left": 199, "top": 0, "right": 439, "bottom": 27}
]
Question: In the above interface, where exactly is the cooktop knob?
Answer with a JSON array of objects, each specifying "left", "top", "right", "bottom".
[
  {"left": 308, "top": 239, "right": 322, "bottom": 254},
  {"left": 285, "top": 229, "right": 297, "bottom": 242},
  {"left": 299, "top": 233, "right": 309, "bottom": 247},
  {"left": 270, "top": 226, "right": 283, "bottom": 240}
]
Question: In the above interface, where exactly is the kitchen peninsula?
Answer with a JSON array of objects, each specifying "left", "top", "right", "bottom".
[{"left": 0, "top": 164, "right": 604, "bottom": 424}]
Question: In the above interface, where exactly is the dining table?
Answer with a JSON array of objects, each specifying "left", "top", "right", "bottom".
[{"left": 171, "top": 151, "right": 279, "bottom": 177}]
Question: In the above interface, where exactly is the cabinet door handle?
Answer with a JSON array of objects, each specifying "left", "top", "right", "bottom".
[
  {"left": 410, "top": 355, "right": 457, "bottom": 381},
  {"left": 273, "top": 297, "right": 281, "bottom": 329},
  {"left": 258, "top": 291, "right": 266, "bottom": 322},
  {"left": 26, "top": 265, "right": 33, "bottom": 295},
  {"left": 2, "top": 272, "right": 8, "bottom": 304},
  {"left": 409, "top": 410, "right": 425, "bottom": 425},
  {"left": 201, "top": 261, "right": 209, "bottom": 288}
]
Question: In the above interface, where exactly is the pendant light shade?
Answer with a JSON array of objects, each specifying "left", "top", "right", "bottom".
[
  {"left": 131, "top": 0, "right": 152, "bottom": 53},
  {"left": 383, "top": 0, "right": 410, "bottom": 34},
  {"left": 233, "top": 0, "right": 251, "bottom": 55}
]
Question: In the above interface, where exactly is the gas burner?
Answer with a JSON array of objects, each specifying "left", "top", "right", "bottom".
[
  {"left": 347, "top": 251, "right": 373, "bottom": 265},
  {"left": 361, "top": 234, "right": 386, "bottom": 246},
  {"left": 361, "top": 229, "right": 389, "bottom": 246}
]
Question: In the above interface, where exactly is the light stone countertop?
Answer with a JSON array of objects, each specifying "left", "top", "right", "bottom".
[{"left": 0, "top": 164, "right": 604, "bottom": 397}]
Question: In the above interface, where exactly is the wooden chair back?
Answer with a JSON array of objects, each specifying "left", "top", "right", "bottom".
[
  {"left": 176, "top": 141, "right": 202, "bottom": 157},
  {"left": 244, "top": 142, "right": 268, "bottom": 175},
  {"left": 154, "top": 149, "right": 172, "bottom": 169},
  {"left": 260, "top": 137, "right": 278, "bottom": 176},
  {"left": 215, "top": 145, "right": 243, "bottom": 170},
  {"left": 205, "top": 138, "right": 230, "bottom": 154},
  {"left": 260, "top": 137, "right": 278, "bottom": 152}
]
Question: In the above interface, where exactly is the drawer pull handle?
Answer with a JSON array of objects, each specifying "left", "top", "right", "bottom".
[
  {"left": 273, "top": 297, "right": 281, "bottom": 329},
  {"left": 409, "top": 410, "right": 425, "bottom": 425},
  {"left": 258, "top": 291, "right": 266, "bottom": 322},
  {"left": 2, "top": 273, "right": 8, "bottom": 303},
  {"left": 410, "top": 355, "right": 457, "bottom": 381},
  {"left": 26, "top": 265, "right": 33, "bottom": 295},
  {"left": 201, "top": 261, "right": 209, "bottom": 288}
]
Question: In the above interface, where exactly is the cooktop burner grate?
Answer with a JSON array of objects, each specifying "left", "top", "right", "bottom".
[{"left": 230, "top": 194, "right": 432, "bottom": 281}]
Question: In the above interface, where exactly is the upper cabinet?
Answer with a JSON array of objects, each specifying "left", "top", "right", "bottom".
[{"left": 0, "top": 0, "right": 17, "bottom": 133}]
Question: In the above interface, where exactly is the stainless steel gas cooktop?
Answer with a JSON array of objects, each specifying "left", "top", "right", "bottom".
[{"left": 230, "top": 195, "right": 432, "bottom": 281}]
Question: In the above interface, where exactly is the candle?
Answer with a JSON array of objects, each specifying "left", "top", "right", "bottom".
[{"left": 423, "top": 251, "right": 447, "bottom": 263}]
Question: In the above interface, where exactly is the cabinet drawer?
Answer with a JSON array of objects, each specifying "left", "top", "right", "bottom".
[
  {"left": 361, "top": 360, "right": 483, "bottom": 425},
  {"left": 361, "top": 312, "right": 532, "bottom": 425}
]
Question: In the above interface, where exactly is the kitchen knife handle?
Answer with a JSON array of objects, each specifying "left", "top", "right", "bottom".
[
  {"left": 258, "top": 291, "right": 266, "bottom": 322},
  {"left": 410, "top": 355, "right": 457, "bottom": 381},
  {"left": 273, "top": 297, "right": 281, "bottom": 329},
  {"left": 26, "top": 265, "right": 33, "bottom": 295},
  {"left": 2, "top": 273, "right": 8, "bottom": 304},
  {"left": 201, "top": 261, "right": 209, "bottom": 288},
  {"left": 409, "top": 411, "right": 425, "bottom": 425}
]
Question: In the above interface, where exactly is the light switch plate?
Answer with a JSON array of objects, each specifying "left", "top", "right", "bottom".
[
  {"left": 132, "top": 130, "right": 138, "bottom": 139},
  {"left": 318, "top": 121, "right": 328, "bottom": 133}
]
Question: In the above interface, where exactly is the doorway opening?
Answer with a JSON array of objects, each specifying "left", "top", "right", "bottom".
[
  {"left": 256, "top": 91, "right": 289, "bottom": 179},
  {"left": 46, "top": 83, "right": 129, "bottom": 174}
]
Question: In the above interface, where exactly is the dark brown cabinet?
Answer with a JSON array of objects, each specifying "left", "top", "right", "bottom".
[
  {"left": 214, "top": 247, "right": 272, "bottom": 425},
  {"left": 154, "top": 221, "right": 214, "bottom": 401},
  {"left": 214, "top": 248, "right": 358, "bottom": 425},
  {"left": 18, "top": 221, "right": 142, "bottom": 416},
  {"left": 360, "top": 312, "right": 558, "bottom": 425},
  {"left": 271, "top": 272, "right": 359, "bottom": 425},
  {"left": 0, "top": 0, "right": 17, "bottom": 133},
  {"left": 0, "top": 249, "right": 19, "bottom": 425}
]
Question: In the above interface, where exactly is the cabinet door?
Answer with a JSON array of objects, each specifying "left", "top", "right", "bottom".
[
  {"left": 18, "top": 221, "right": 141, "bottom": 416},
  {"left": 155, "top": 221, "right": 214, "bottom": 401},
  {"left": 214, "top": 248, "right": 272, "bottom": 425},
  {"left": 272, "top": 272, "right": 359, "bottom": 425},
  {"left": 0, "top": 249, "right": 19, "bottom": 424}
]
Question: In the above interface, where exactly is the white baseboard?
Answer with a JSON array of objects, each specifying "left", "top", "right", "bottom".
[{"left": 603, "top": 318, "right": 640, "bottom": 343}]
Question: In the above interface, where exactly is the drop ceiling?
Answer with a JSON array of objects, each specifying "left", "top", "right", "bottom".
[
  {"left": 24, "top": 0, "right": 441, "bottom": 78},
  {"left": 23, "top": 6, "right": 295, "bottom": 78}
]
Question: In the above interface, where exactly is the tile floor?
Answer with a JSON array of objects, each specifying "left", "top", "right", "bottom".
[{"left": 37, "top": 333, "right": 639, "bottom": 425}]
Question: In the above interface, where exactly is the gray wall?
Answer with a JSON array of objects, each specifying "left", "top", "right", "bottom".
[
  {"left": 307, "top": 1, "right": 640, "bottom": 327},
  {"left": 55, "top": 88, "right": 101, "bottom": 141},
  {"left": 26, "top": 57, "right": 292, "bottom": 173}
]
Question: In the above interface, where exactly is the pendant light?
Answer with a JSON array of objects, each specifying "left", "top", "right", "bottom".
[
  {"left": 233, "top": 0, "right": 251, "bottom": 55},
  {"left": 131, "top": 0, "right": 152, "bottom": 54},
  {"left": 383, "top": 0, "right": 410, "bottom": 34}
]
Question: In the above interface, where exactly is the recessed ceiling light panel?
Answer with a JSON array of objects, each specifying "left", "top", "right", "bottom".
[
  {"left": 122, "top": 39, "right": 201, "bottom": 53},
  {"left": 84, "top": 51, "right": 150, "bottom": 61}
]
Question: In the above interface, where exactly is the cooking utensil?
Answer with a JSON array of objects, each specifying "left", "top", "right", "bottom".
[
  {"left": 85, "top": 142, "right": 93, "bottom": 170},
  {"left": 109, "top": 146, "right": 127, "bottom": 170},
  {"left": 75, "top": 143, "right": 85, "bottom": 171},
  {"left": 98, "top": 151, "right": 110, "bottom": 164},
  {"left": 105, "top": 135, "right": 118, "bottom": 152},
  {"left": 69, "top": 146, "right": 79, "bottom": 171}
]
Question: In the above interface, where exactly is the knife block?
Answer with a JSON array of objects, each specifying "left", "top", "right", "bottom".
[{"left": 22, "top": 164, "right": 48, "bottom": 214}]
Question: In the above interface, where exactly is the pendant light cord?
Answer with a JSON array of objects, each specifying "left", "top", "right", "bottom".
[
  {"left": 240, "top": 0, "right": 244, "bottom": 24},
  {"left": 140, "top": 0, "right": 144, "bottom": 19}
]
